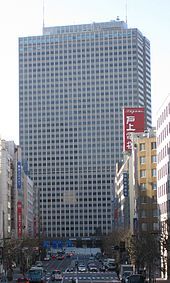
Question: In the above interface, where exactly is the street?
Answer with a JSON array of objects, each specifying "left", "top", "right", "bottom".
[{"left": 12, "top": 253, "right": 120, "bottom": 283}]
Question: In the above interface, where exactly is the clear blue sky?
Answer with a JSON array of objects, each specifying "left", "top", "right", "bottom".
[{"left": 0, "top": 0, "right": 169, "bottom": 144}]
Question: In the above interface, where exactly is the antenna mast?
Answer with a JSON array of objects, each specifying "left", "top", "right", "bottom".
[{"left": 125, "top": 0, "right": 128, "bottom": 24}]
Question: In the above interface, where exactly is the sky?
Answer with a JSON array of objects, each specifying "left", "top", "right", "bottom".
[{"left": 0, "top": 0, "right": 169, "bottom": 144}]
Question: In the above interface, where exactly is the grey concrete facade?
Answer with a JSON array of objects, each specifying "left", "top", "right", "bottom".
[{"left": 19, "top": 20, "right": 151, "bottom": 238}]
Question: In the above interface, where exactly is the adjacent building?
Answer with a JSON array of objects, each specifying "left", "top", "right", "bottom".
[
  {"left": 130, "top": 129, "right": 158, "bottom": 235},
  {"left": 19, "top": 19, "right": 152, "bottom": 238},
  {"left": 156, "top": 94, "right": 170, "bottom": 279},
  {"left": 0, "top": 140, "right": 13, "bottom": 240},
  {"left": 115, "top": 129, "right": 158, "bottom": 236},
  {"left": 0, "top": 140, "right": 35, "bottom": 241}
]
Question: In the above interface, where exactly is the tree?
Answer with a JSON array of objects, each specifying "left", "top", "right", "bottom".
[{"left": 128, "top": 233, "right": 159, "bottom": 282}]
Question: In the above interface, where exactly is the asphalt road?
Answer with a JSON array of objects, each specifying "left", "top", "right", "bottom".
[
  {"left": 12, "top": 254, "right": 120, "bottom": 283},
  {"left": 43, "top": 255, "right": 120, "bottom": 283}
]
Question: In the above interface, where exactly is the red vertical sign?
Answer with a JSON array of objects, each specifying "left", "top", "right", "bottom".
[
  {"left": 123, "top": 107, "right": 145, "bottom": 151},
  {"left": 17, "top": 201, "right": 22, "bottom": 239}
]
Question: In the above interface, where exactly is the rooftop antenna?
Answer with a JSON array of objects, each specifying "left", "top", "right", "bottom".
[{"left": 125, "top": 0, "right": 128, "bottom": 24}]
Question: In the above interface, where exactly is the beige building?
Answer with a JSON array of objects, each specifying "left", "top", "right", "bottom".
[
  {"left": 130, "top": 129, "right": 158, "bottom": 235},
  {"left": 115, "top": 129, "right": 159, "bottom": 236}
]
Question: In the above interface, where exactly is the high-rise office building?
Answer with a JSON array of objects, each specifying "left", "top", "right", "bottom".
[{"left": 19, "top": 20, "right": 151, "bottom": 238}]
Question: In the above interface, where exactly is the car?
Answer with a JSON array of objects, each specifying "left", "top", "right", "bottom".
[
  {"left": 66, "top": 252, "right": 74, "bottom": 257},
  {"left": 66, "top": 267, "right": 75, "bottom": 272},
  {"left": 12, "top": 261, "right": 16, "bottom": 268},
  {"left": 16, "top": 277, "right": 29, "bottom": 283},
  {"left": 51, "top": 270, "right": 63, "bottom": 281},
  {"left": 43, "top": 255, "right": 51, "bottom": 261},
  {"left": 88, "top": 264, "right": 98, "bottom": 272},
  {"left": 89, "top": 255, "right": 95, "bottom": 261},
  {"left": 35, "top": 261, "right": 43, "bottom": 267},
  {"left": 99, "top": 265, "right": 106, "bottom": 272},
  {"left": 45, "top": 272, "right": 52, "bottom": 283},
  {"left": 121, "top": 271, "right": 133, "bottom": 283},
  {"left": 127, "top": 274, "right": 145, "bottom": 283},
  {"left": 51, "top": 254, "right": 56, "bottom": 259},
  {"left": 105, "top": 262, "right": 116, "bottom": 271},
  {"left": 95, "top": 253, "right": 102, "bottom": 260},
  {"left": 111, "top": 272, "right": 120, "bottom": 282},
  {"left": 57, "top": 253, "right": 64, "bottom": 260},
  {"left": 27, "top": 267, "right": 46, "bottom": 283},
  {"left": 78, "top": 264, "right": 87, "bottom": 272},
  {"left": 103, "top": 259, "right": 109, "bottom": 266}
]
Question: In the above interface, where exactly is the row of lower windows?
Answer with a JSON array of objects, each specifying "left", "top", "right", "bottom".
[{"left": 42, "top": 221, "right": 109, "bottom": 226}]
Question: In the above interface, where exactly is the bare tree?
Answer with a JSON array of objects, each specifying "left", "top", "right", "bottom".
[{"left": 128, "top": 233, "right": 159, "bottom": 282}]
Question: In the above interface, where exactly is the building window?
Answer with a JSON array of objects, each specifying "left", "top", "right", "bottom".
[
  {"left": 153, "top": 222, "right": 159, "bottom": 231},
  {"left": 151, "top": 155, "right": 157, "bottom": 163},
  {"left": 153, "top": 209, "right": 158, "bottom": 217},
  {"left": 141, "top": 210, "right": 146, "bottom": 218},
  {"left": 140, "top": 183, "right": 146, "bottom": 190},
  {"left": 141, "top": 223, "right": 147, "bottom": 231},
  {"left": 140, "top": 143, "right": 145, "bottom": 151},
  {"left": 152, "top": 169, "right": 157, "bottom": 177},
  {"left": 140, "top": 196, "right": 147, "bottom": 203},
  {"left": 140, "top": 156, "right": 146, "bottom": 164},
  {"left": 152, "top": 183, "right": 157, "bottom": 190},
  {"left": 151, "top": 142, "right": 156, "bottom": 149},
  {"left": 140, "top": 170, "right": 146, "bottom": 178}
]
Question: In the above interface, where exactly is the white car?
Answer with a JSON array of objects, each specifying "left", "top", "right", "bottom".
[
  {"left": 78, "top": 264, "right": 87, "bottom": 272},
  {"left": 43, "top": 255, "right": 50, "bottom": 261}
]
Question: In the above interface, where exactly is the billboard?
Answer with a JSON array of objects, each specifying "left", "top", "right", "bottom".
[
  {"left": 17, "top": 201, "right": 22, "bottom": 239},
  {"left": 123, "top": 107, "right": 145, "bottom": 151}
]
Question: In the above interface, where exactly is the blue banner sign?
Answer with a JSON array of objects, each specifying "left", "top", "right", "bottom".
[
  {"left": 58, "top": 240, "right": 63, "bottom": 248},
  {"left": 43, "top": 240, "right": 50, "bottom": 248},
  {"left": 123, "top": 172, "right": 129, "bottom": 197},
  {"left": 51, "top": 240, "right": 58, "bottom": 248},
  {"left": 17, "top": 161, "right": 22, "bottom": 189},
  {"left": 66, "top": 240, "right": 73, "bottom": 247}
]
